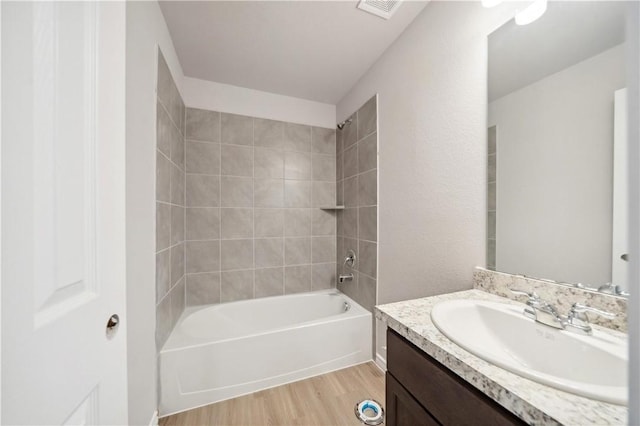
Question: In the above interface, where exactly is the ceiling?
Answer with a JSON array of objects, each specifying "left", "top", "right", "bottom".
[
  {"left": 159, "top": 1, "right": 429, "bottom": 104},
  {"left": 488, "top": 1, "right": 627, "bottom": 102}
]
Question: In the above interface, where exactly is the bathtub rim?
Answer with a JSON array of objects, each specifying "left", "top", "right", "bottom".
[{"left": 161, "top": 289, "right": 371, "bottom": 353}]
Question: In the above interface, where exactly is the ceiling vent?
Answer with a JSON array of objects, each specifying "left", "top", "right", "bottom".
[{"left": 357, "top": 0, "right": 403, "bottom": 20}]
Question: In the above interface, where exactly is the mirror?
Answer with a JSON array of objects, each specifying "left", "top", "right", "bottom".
[{"left": 487, "top": 2, "right": 631, "bottom": 294}]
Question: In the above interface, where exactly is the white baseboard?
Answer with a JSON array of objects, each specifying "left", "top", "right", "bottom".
[
  {"left": 148, "top": 410, "right": 158, "bottom": 426},
  {"left": 375, "top": 352, "right": 387, "bottom": 371}
]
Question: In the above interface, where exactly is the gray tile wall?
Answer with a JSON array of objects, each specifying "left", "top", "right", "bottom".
[
  {"left": 487, "top": 126, "right": 497, "bottom": 270},
  {"left": 183, "top": 108, "right": 337, "bottom": 305},
  {"left": 336, "top": 95, "right": 378, "bottom": 314},
  {"left": 156, "top": 51, "right": 186, "bottom": 349}
]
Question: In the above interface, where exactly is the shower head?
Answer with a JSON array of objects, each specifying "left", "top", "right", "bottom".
[{"left": 337, "top": 118, "right": 353, "bottom": 130}]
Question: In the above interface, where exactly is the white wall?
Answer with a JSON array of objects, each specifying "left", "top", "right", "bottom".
[
  {"left": 0, "top": 2, "right": 3, "bottom": 421},
  {"left": 627, "top": 1, "right": 640, "bottom": 423},
  {"left": 125, "top": 2, "right": 184, "bottom": 424},
  {"left": 338, "top": 1, "right": 519, "bottom": 305},
  {"left": 337, "top": 1, "right": 520, "bottom": 361},
  {"left": 182, "top": 77, "right": 336, "bottom": 128},
  {"left": 489, "top": 44, "right": 625, "bottom": 288}
]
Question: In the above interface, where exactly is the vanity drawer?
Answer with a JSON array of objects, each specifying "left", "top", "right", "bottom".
[{"left": 387, "top": 329, "right": 525, "bottom": 426}]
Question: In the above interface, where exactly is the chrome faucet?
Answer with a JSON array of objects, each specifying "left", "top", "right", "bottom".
[
  {"left": 597, "top": 282, "right": 629, "bottom": 297},
  {"left": 564, "top": 303, "right": 616, "bottom": 335},
  {"left": 338, "top": 273, "right": 353, "bottom": 283},
  {"left": 510, "top": 289, "right": 564, "bottom": 329},
  {"left": 344, "top": 249, "right": 356, "bottom": 268},
  {"left": 510, "top": 289, "right": 615, "bottom": 335},
  {"left": 338, "top": 249, "right": 356, "bottom": 284}
]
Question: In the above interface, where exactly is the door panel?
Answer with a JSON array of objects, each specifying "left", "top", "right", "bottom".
[
  {"left": 32, "top": 1, "right": 97, "bottom": 327},
  {"left": 2, "top": 2, "right": 128, "bottom": 424}
]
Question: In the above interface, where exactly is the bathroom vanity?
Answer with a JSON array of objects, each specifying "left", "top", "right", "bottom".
[
  {"left": 386, "top": 328, "right": 524, "bottom": 425},
  {"left": 376, "top": 288, "right": 628, "bottom": 425}
]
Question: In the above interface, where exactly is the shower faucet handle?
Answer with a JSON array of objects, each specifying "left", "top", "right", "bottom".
[{"left": 344, "top": 249, "right": 356, "bottom": 268}]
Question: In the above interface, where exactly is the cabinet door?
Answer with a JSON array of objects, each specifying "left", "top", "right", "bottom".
[
  {"left": 387, "top": 329, "right": 525, "bottom": 426},
  {"left": 386, "top": 372, "right": 440, "bottom": 426}
]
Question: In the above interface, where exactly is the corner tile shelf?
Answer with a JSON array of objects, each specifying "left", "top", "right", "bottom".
[{"left": 319, "top": 206, "right": 345, "bottom": 210}]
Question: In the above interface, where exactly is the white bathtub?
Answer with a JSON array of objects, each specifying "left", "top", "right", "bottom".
[{"left": 159, "top": 289, "right": 372, "bottom": 416}]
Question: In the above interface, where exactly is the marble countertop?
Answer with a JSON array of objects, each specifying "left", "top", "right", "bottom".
[{"left": 375, "top": 289, "right": 628, "bottom": 426}]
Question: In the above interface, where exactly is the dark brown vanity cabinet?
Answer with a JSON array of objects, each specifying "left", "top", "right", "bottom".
[{"left": 385, "top": 329, "right": 526, "bottom": 426}]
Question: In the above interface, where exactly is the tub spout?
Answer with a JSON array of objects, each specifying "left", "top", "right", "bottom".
[{"left": 338, "top": 273, "right": 354, "bottom": 283}]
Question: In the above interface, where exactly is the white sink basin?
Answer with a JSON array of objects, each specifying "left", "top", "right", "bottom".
[{"left": 430, "top": 299, "right": 628, "bottom": 405}]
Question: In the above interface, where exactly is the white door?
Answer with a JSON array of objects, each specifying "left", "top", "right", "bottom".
[{"left": 1, "top": 2, "right": 128, "bottom": 424}]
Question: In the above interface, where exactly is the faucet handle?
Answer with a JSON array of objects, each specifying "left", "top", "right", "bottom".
[
  {"left": 565, "top": 303, "right": 615, "bottom": 335},
  {"left": 343, "top": 249, "right": 356, "bottom": 268},
  {"left": 510, "top": 289, "right": 542, "bottom": 320},
  {"left": 568, "top": 303, "right": 616, "bottom": 320},
  {"left": 510, "top": 289, "right": 540, "bottom": 302},
  {"left": 597, "top": 282, "right": 630, "bottom": 297}
]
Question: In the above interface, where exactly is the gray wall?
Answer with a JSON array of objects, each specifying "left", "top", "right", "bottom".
[
  {"left": 336, "top": 95, "right": 378, "bottom": 315},
  {"left": 183, "top": 107, "right": 338, "bottom": 304},
  {"left": 155, "top": 52, "right": 187, "bottom": 349}
]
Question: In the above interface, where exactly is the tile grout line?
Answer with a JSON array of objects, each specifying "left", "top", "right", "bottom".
[
  {"left": 252, "top": 117, "right": 256, "bottom": 299},
  {"left": 182, "top": 103, "right": 186, "bottom": 311},
  {"left": 219, "top": 112, "right": 223, "bottom": 303},
  {"left": 158, "top": 96, "right": 183, "bottom": 143},
  {"left": 163, "top": 92, "right": 174, "bottom": 320},
  {"left": 310, "top": 126, "right": 315, "bottom": 292},
  {"left": 157, "top": 146, "right": 186, "bottom": 176},
  {"left": 188, "top": 137, "right": 330, "bottom": 155},
  {"left": 281, "top": 125, "right": 288, "bottom": 295},
  {"left": 164, "top": 111, "right": 173, "bottom": 310},
  {"left": 355, "top": 111, "right": 361, "bottom": 300},
  {"left": 281, "top": 142, "right": 287, "bottom": 296}
]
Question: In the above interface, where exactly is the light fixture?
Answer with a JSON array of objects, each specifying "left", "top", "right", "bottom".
[
  {"left": 481, "top": 0, "right": 504, "bottom": 8},
  {"left": 515, "top": 0, "right": 548, "bottom": 25}
]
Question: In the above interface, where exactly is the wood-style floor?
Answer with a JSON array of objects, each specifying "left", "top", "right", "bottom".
[{"left": 159, "top": 362, "right": 385, "bottom": 426}]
